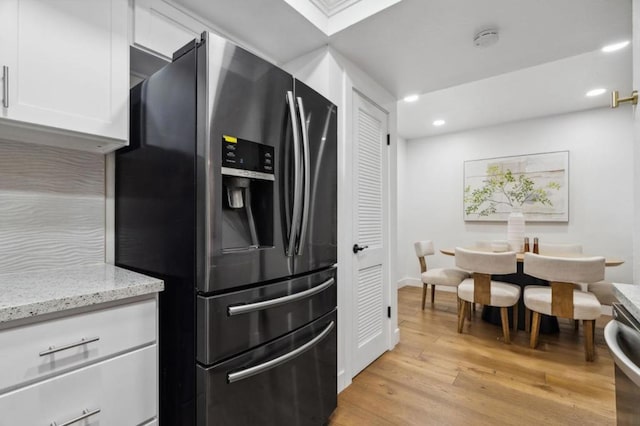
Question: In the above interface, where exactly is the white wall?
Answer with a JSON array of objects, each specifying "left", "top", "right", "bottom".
[
  {"left": 397, "top": 107, "right": 634, "bottom": 285},
  {"left": 396, "top": 136, "right": 408, "bottom": 286}
]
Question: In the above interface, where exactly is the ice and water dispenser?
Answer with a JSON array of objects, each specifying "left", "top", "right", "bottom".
[{"left": 220, "top": 135, "right": 274, "bottom": 251}]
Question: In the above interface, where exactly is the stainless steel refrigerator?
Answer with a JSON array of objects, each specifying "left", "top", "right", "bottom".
[{"left": 116, "top": 32, "right": 337, "bottom": 425}]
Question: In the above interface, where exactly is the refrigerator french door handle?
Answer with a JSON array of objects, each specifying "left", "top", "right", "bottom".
[
  {"left": 286, "top": 91, "right": 303, "bottom": 256},
  {"left": 295, "top": 96, "right": 311, "bottom": 256},
  {"left": 227, "top": 277, "right": 334, "bottom": 316},
  {"left": 227, "top": 320, "right": 335, "bottom": 384}
]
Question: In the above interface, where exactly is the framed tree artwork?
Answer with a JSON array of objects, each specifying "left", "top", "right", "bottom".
[{"left": 463, "top": 151, "right": 569, "bottom": 222}]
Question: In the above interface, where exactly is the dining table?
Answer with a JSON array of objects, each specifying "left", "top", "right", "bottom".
[{"left": 440, "top": 247, "right": 624, "bottom": 333}]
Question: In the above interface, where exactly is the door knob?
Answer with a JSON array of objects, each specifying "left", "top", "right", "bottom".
[{"left": 353, "top": 244, "right": 369, "bottom": 254}]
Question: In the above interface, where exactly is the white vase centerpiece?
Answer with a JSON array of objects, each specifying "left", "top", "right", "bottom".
[{"left": 507, "top": 208, "right": 525, "bottom": 253}]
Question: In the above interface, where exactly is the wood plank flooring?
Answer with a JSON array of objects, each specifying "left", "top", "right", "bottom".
[{"left": 329, "top": 287, "right": 616, "bottom": 425}]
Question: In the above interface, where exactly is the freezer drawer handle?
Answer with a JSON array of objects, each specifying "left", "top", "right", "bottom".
[
  {"left": 227, "top": 278, "right": 334, "bottom": 316},
  {"left": 227, "top": 320, "right": 335, "bottom": 384},
  {"left": 50, "top": 408, "right": 101, "bottom": 426},
  {"left": 39, "top": 336, "right": 100, "bottom": 356}
]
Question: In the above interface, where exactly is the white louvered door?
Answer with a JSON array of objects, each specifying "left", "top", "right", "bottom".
[{"left": 351, "top": 92, "right": 389, "bottom": 376}]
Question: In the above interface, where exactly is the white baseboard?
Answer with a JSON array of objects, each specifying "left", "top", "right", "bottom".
[
  {"left": 337, "top": 368, "right": 350, "bottom": 393},
  {"left": 397, "top": 277, "right": 421, "bottom": 288},
  {"left": 397, "top": 278, "right": 457, "bottom": 293}
]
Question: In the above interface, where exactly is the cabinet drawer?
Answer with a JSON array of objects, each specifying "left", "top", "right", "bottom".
[
  {"left": 0, "top": 298, "right": 156, "bottom": 392},
  {"left": 0, "top": 345, "right": 157, "bottom": 426}
]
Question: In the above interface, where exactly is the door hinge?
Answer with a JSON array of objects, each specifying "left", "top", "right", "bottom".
[
  {"left": 386, "top": 134, "right": 390, "bottom": 146},
  {"left": 387, "top": 306, "right": 391, "bottom": 318}
]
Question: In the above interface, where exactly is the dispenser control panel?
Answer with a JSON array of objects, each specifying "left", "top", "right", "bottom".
[{"left": 221, "top": 135, "right": 275, "bottom": 181}]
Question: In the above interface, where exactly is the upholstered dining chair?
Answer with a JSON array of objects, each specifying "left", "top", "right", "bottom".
[
  {"left": 587, "top": 281, "right": 618, "bottom": 306},
  {"left": 454, "top": 248, "right": 520, "bottom": 343},
  {"left": 414, "top": 241, "right": 469, "bottom": 309},
  {"left": 538, "top": 243, "right": 583, "bottom": 256},
  {"left": 538, "top": 243, "right": 616, "bottom": 315},
  {"left": 523, "top": 253, "right": 605, "bottom": 361},
  {"left": 538, "top": 243, "right": 585, "bottom": 329}
]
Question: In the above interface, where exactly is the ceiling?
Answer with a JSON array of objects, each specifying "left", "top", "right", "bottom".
[
  {"left": 398, "top": 47, "right": 633, "bottom": 139},
  {"left": 174, "top": 0, "right": 633, "bottom": 139}
]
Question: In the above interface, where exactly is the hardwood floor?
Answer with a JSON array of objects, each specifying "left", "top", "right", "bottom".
[{"left": 330, "top": 286, "right": 616, "bottom": 425}]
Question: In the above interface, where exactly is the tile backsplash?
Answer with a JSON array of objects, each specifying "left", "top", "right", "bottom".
[{"left": 0, "top": 140, "right": 104, "bottom": 274}]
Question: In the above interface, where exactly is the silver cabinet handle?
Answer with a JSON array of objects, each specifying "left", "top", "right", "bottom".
[
  {"left": 51, "top": 408, "right": 101, "bottom": 426},
  {"left": 286, "top": 91, "right": 303, "bottom": 256},
  {"left": 2, "top": 66, "right": 8, "bottom": 108},
  {"left": 39, "top": 336, "right": 100, "bottom": 356},
  {"left": 228, "top": 278, "right": 334, "bottom": 316},
  {"left": 227, "top": 320, "right": 334, "bottom": 383},
  {"left": 295, "top": 96, "right": 310, "bottom": 256}
]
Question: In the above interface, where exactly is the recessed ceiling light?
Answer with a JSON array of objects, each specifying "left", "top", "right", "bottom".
[
  {"left": 602, "top": 40, "right": 630, "bottom": 53},
  {"left": 586, "top": 88, "right": 606, "bottom": 97},
  {"left": 404, "top": 94, "right": 419, "bottom": 102},
  {"left": 433, "top": 119, "right": 446, "bottom": 127}
]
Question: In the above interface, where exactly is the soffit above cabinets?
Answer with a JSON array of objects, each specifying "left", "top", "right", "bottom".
[{"left": 174, "top": 0, "right": 402, "bottom": 63}]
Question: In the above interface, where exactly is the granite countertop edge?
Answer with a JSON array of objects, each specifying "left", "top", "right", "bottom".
[
  {"left": 613, "top": 283, "right": 640, "bottom": 321},
  {"left": 0, "top": 264, "right": 164, "bottom": 324}
]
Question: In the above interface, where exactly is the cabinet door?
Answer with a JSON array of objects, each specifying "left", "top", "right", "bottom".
[
  {"left": 0, "top": 0, "right": 128, "bottom": 144},
  {"left": 0, "top": 297, "right": 157, "bottom": 393},
  {"left": 0, "top": 345, "right": 158, "bottom": 426}
]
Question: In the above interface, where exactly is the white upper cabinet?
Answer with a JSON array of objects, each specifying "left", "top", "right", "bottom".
[
  {"left": 132, "top": 0, "right": 208, "bottom": 61},
  {"left": 0, "top": 0, "right": 128, "bottom": 153}
]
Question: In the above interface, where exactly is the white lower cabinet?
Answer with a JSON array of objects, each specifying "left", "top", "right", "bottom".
[
  {"left": 0, "top": 345, "right": 157, "bottom": 425},
  {"left": 0, "top": 298, "right": 156, "bottom": 393},
  {"left": 0, "top": 296, "right": 159, "bottom": 424}
]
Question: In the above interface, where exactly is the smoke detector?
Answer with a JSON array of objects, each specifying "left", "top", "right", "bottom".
[{"left": 474, "top": 29, "right": 499, "bottom": 48}]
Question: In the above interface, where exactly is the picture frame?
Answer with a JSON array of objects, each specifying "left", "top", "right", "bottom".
[{"left": 463, "top": 151, "right": 569, "bottom": 222}]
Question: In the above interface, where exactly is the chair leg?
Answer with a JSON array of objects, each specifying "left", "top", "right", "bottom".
[
  {"left": 530, "top": 312, "right": 541, "bottom": 349},
  {"left": 525, "top": 307, "right": 530, "bottom": 333},
  {"left": 431, "top": 285, "right": 436, "bottom": 304},
  {"left": 472, "top": 303, "right": 476, "bottom": 312},
  {"left": 457, "top": 300, "right": 467, "bottom": 333},
  {"left": 467, "top": 301, "right": 472, "bottom": 320},
  {"left": 500, "top": 307, "right": 511, "bottom": 344},
  {"left": 512, "top": 303, "right": 518, "bottom": 332},
  {"left": 421, "top": 283, "right": 427, "bottom": 310},
  {"left": 574, "top": 320, "right": 580, "bottom": 331},
  {"left": 584, "top": 320, "right": 595, "bottom": 362}
]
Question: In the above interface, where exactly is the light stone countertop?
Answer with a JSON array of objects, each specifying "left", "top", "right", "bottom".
[
  {"left": 0, "top": 264, "right": 164, "bottom": 324},
  {"left": 613, "top": 283, "right": 640, "bottom": 321}
]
